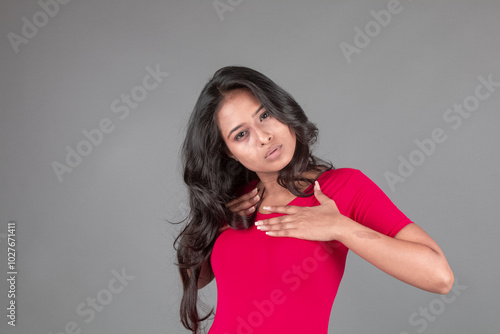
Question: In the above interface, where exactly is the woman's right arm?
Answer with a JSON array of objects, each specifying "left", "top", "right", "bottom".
[
  {"left": 181, "top": 259, "right": 215, "bottom": 290},
  {"left": 181, "top": 221, "right": 231, "bottom": 289},
  {"left": 183, "top": 189, "right": 259, "bottom": 289},
  {"left": 197, "top": 260, "right": 215, "bottom": 289},
  {"left": 226, "top": 187, "right": 260, "bottom": 216}
]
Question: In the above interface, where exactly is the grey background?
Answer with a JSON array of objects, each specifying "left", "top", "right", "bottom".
[{"left": 1, "top": 0, "right": 499, "bottom": 333}]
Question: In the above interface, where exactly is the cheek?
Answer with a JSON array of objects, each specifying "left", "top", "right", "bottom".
[
  {"left": 276, "top": 122, "right": 296, "bottom": 143},
  {"left": 225, "top": 140, "right": 254, "bottom": 162}
]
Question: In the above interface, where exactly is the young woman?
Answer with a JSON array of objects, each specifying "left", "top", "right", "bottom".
[{"left": 175, "top": 66, "right": 453, "bottom": 334}]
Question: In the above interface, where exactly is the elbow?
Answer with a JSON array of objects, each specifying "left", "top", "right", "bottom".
[
  {"left": 434, "top": 266, "right": 454, "bottom": 295},
  {"left": 182, "top": 271, "right": 211, "bottom": 290},
  {"left": 197, "top": 272, "right": 215, "bottom": 290},
  {"left": 197, "top": 280, "right": 209, "bottom": 290}
]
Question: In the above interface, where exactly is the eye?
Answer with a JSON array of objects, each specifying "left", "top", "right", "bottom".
[
  {"left": 235, "top": 131, "right": 247, "bottom": 140},
  {"left": 260, "top": 111, "right": 270, "bottom": 121}
]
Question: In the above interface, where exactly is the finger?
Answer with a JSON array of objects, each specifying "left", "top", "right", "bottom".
[
  {"left": 227, "top": 197, "right": 259, "bottom": 215},
  {"left": 229, "top": 198, "right": 258, "bottom": 212},
  {"left": 227, "top": 194, "right": 256, "bottom": 209},
  {"left": 237, "top": 206, "right": 255, "bottom": 216},
  {"left": 257, "top": 221, "right": 290, "bottom": 231},
  {"left": 255, "top": 216, "right": 291, "bottom": 229},
  {"left": 229, "top": 198, "right": 259, "bottom": 214},
  {"left": 261, "top": 205, "right": 299, "bottom": 215},
  {"left": 226, "top": 188, "right": 257, "bottom": 208},
  {"left": 227, "top": 188, "right": 259, "bottom": 209},
  {"left": 314, "top": 181, "right": 331, "bottom": 205},
  {"left": 264, "top": 229, "right": 296, "bottom": 237}
]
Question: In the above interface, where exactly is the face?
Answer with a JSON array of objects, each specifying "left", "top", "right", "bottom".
[{"left": 216, "top": 89, "right": 296, "bottom": 178}]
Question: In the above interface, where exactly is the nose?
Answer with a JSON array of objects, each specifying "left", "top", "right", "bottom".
[{"left": 256, "top": 128, "right": 272, "bottom": 146}]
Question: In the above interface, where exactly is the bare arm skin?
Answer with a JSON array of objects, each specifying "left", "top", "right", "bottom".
[
  {"left": 255, "top": 182, "right": 454, "bottom": 294},
  {"left": 182, "top": 224, "right": 230, "bottom": 290},
  {"left": 226, "top": 187, "right": 260, "bottom": 216},
  {"left": 199, "top": 182, "right": 454, "bottom": 294},
  {"left": 180, "top": 259, "right": 215, "bottom": 290},
  {"left": 328, "top": 216, "right": 453, "bottom": 294}
]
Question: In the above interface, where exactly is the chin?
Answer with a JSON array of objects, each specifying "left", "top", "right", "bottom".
[{"left": 266, "top": 157, "right": 294, "bottom": 174}]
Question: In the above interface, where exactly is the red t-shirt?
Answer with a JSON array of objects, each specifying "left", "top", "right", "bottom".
[{"left": 209, "top": 168, "right": 413, "bottom": 333}]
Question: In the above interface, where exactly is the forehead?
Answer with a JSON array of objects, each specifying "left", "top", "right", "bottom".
[
  {"left": 220, "top": 89, "right": 259, "bottom": 112},
  {"left": 216, "top": 89, "right": 261, "bottom": 126}
]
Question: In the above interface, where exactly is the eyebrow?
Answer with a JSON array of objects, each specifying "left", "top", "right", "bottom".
[{"left": 226, "top": 105, "right": 264, "bottom": 139}]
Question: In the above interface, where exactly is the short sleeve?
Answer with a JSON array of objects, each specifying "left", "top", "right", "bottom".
[{"left": 339, "top": 169, "right": 413, "bottom": 237}]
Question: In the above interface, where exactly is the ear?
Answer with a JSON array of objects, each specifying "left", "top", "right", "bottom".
[{"left": 225, "top": 148, "right": 238, "bottom": 161}]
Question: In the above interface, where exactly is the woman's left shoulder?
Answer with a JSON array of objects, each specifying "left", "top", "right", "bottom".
[
  {"left": 317, "top": 168, "right": 382, "bottom": 199},
  {"left": 314, "top": 167, "right": 361, "bottom": 198},
  {"left": 317, "top": 167, "right": 363, "bottom": 183}
]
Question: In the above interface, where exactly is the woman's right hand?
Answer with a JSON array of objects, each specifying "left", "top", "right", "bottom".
[{"left": 226, "top": 187, "right": 260, "bottom": 216}]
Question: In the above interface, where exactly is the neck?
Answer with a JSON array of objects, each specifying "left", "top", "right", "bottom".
[
  {"left": 256, "top": 172, "right": 286, "bottom": 196},
  {"left": 255, "top": 172, "right": 294, "bottom": 212},
  {"left": 256, "top": 169, "right": 323, "bottom": 197}
]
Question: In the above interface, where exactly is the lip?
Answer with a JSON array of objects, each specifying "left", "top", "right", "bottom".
[{"left": 265, "top": 144, "right": 282, "bottom": 160}]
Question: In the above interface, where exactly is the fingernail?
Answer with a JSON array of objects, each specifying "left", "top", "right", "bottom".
[
  {"left": 315, "top": 181, "right": 320, "bottom": 190},
  {"left": 255, "top": 221, "right": 262, "bottom": 226},
  {"left": 248, "top": 206, "right": 255, "bottom": 213},
  {"left": 252, "top": 188, "right": 258, "bottom": 194},
  {"left": 263, "top": 206, "right": 270, "bottom": 211},
  {"left": 255, "top": 195, "right": 260, "bottom": 201}
]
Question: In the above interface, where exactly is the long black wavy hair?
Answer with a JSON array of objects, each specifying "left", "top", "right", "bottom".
[{"left": 174, "top": 66, "right": 333, "bottom": 333}]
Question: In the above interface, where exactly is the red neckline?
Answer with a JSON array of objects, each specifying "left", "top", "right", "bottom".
[{"left": 255, "top": 169, "right": 331, "bottom": 215}]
